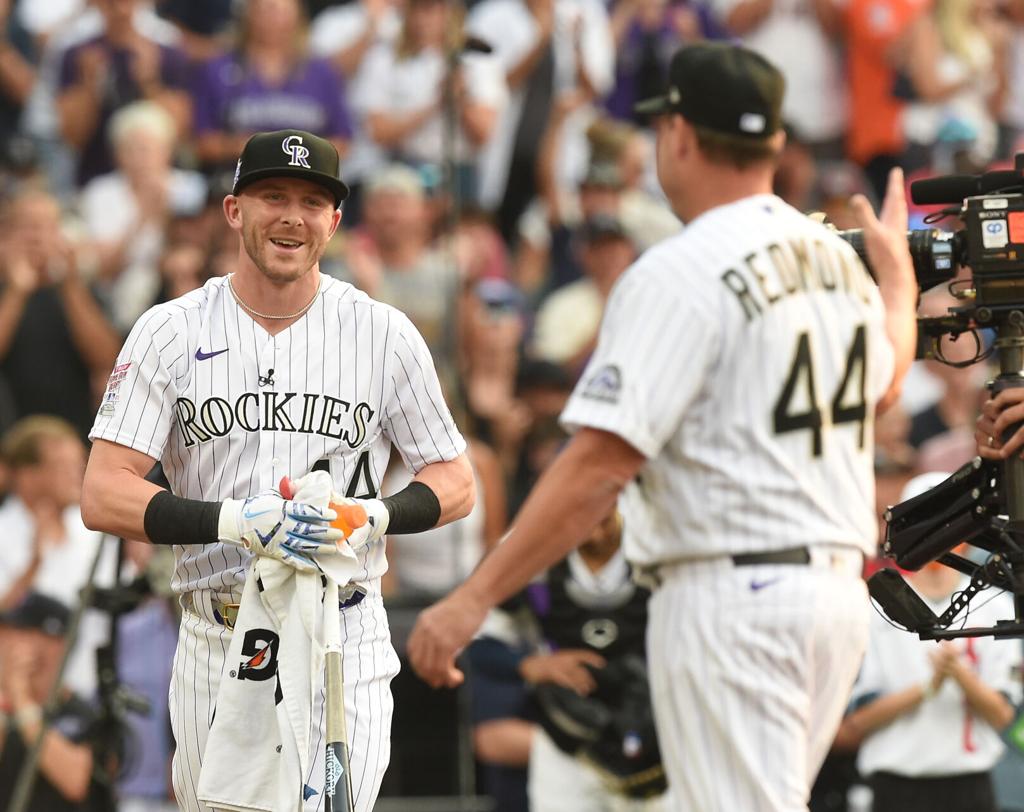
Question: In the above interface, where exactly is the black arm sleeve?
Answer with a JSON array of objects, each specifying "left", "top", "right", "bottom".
[
  {"left": 381, "top": 481, "right": 442, "bottom": 534},
  {"left": 143, "top": 490, "right": 221, "bottom": 546}
]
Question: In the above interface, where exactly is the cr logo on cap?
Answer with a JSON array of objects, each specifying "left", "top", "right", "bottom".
[{"left": 282, "top": 134, "right": 311, "bottom": 169}]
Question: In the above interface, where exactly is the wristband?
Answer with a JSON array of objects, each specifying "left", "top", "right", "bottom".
[
  {"left": 381, "top": 481, "right": 441, "bottom": 534},
  {"left": 144, "top": 490, "right": 222, "bottom": 546}
]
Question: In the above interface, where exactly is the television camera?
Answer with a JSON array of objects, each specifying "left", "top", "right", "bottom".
[{"left": 841, "top": 156, "right": 1024, "bottom": 640}]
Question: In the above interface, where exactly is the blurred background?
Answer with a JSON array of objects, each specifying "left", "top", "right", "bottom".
[{"left": 1, "top": 0, "right": 1024, "bottom": 810}]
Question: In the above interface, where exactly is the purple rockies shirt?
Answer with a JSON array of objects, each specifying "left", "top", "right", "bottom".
[
  {"left": 192, "top": 52, "right": 353, "bottom": 146},
  {"left": 58, "top": 35, "right": 189, "bottom": 186}
]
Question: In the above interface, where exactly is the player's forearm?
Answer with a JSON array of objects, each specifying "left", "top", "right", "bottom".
[
  {"left": 877, "top": 278, "right": 917, "bottom": 413},
  {"left": 412, "top": 453, "right": 476, "bottom": 526},
  {"left": 81, "top": 464, "right": 165, "bottom": 541},
  {"left": 458, "top": 429, "right": 642, "bottom": 611}
]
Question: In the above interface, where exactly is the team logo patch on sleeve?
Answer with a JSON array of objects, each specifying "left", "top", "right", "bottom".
[
  {"left": 99, "top": 362, "right": 132, "bottom": 416},
  {"left": 581, "top": 364, "right": 622, "bottom": 403}
]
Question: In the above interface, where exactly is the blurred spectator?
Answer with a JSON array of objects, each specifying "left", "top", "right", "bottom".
[
  {"left": 841, "top": 0, "right": 929, "bottom": 200},
  {"left": 78, "top": 99, "right": 206, "bottom": 332},
  {"left": 606, "top": 0, "right": 708, "bottom": 126},
  {"left": 0, "top": 416, "right": 118, "bottom": 698},
  {"left": 902, "top": 0, "right": 1007, "bottom": 174},
  {"left": 841, "top": 476, "right": 1021, "bottom": 812},
  {"left": 362, "top": 0, "right": 508, "bottom": 206},
  {"left": 385, "top": 436, "right": 506, "bottom": 599},
  {"left": 192, "top": 0, "right": 353, "bottom": 173},
  {"left": 0, "top": 593, "right": 111, "bottom": 812},
  {"left": 998, "top": 0, "right": 1024, "bottom": 156},
  {"left": 310, "top": 0, "right": 404, "bottom": 221},
  {"left": 0, "top": 187, "right": 122, "bottom": 438},
  {"left": 156, "top": 0, "right": 233, "bottom": 60},
  {"left": 710, "top": 0, "right": 845, "bottom": 158},
  {"left": 0, "top": 0, "right": 37, "bottom": 174},
  {"left": 467, "top": 0, "right": 615, "bottom": 240},
  {"left": 14, "top": 0, "right": 85, "bottom": 45},
  {"left": 55, "top": 0, "right": 190, "bottom": 186},
  {"left": 339, "top": 164, "right": 464, "bottom": 387},
  {"left": 152, "top": 239, "right": 210, "bottom": 305},
  {"left": 530, "top": 214, "right": 634, "bottom": 374}
]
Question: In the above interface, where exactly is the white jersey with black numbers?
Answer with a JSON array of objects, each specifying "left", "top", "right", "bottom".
[
  {"left": 561, "top": 194, "right": 894, "bottom": 565},
  {"left": 90, "top": 273, "right": 466, "bottom": 595}
]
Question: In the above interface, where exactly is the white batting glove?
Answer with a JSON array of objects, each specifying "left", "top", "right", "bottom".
[
  {"left": 219, "top": 487, "right": 344, "bottom": 573},
  {"left": 331, "top": 495, "right": 390, "bottom": 551}
]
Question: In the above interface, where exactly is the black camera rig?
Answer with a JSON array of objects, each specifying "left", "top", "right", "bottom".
[{"left": 844, "top": 155, "right": 1024, "bottom": 640}]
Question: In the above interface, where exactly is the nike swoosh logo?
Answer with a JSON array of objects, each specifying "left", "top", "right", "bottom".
[
  {"left": 750, "top": 577, "right": 783, "bottom": 592},
  {"left": 195, "top": 347, "right": 229, "bottom": 361},
  {"left": 244, "top": 508, "right": 277, "bottom": 520}
]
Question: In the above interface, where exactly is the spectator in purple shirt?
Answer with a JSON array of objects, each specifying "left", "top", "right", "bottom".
[
  {"left": 55, "top": 0, "right": 191, "bottom": 187},
  {"left": 192, "top": 0, "right": 353, "bottom": 174}
]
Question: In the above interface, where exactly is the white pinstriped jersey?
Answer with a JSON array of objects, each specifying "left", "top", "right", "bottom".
[
  {"left": 90, "top": 273, "right": 466, "bottom": 595},
  {"left": 561, "top": 194, "right": 895, "bottom": 565}
]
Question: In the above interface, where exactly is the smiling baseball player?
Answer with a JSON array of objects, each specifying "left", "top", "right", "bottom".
[
  {"left": 408, "top": 44, "right": 918, "bottom": 811},
  {"left": 81, "top": 129, "right": 475, "bottom": 812}
]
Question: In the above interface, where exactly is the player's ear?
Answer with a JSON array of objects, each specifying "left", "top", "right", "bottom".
[
  {"left": 328, "top": 208, "right": 342, "bottom": 238},
  {"left": 223, "top": 195, "right": 243, "bottom": 230}
]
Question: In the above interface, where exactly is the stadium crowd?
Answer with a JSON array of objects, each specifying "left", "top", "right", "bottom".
[{"left": 1, "top": 0, "right": 1024, "bottom": 810}]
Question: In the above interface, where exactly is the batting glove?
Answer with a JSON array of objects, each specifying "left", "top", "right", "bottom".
[
  {"left": 330, "top": 495, "right": 390, "bottom": 551},
  {"left": 219, "top": 488, "right": 344, "bottom": 573}
]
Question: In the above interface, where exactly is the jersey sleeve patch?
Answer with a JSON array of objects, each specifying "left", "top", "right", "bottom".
[{"left": 98, "top": 361, "right": 133, "bottom": 416}]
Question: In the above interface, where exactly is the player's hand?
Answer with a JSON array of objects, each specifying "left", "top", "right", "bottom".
[
  {"left": 219, "top": 488, "right": 344, "bottom": 573},
  {"left": 408, "top": 588, "right": 489, "bottom": 688},
  {"left": 519, "top": 649, "right": 606, "bottom": 695},
  {"left": 329, "top": 494, "right": 390, "bottom": 551},
  {"left": 850, "top": 167, "right": 914, "bottom": 291},
  {"left": 976, "top": 389, "right": 1024, "bottom": 459}
]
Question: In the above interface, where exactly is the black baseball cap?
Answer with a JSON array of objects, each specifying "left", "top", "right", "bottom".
[
  {"left": 635, "top": 42, "right": 784, "bottom": 139},
  {"left": 232, "top": 129, "right": 349, "bottom": 208},
  {"left": 0, "top": 592, "right": 70, "bottom": 637}
]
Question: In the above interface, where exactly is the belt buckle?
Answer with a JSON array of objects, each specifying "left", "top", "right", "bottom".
[{"left": 215, "top": 601, "right": 240, "bottom": 630}]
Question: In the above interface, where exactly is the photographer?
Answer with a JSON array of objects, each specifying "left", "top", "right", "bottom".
[
  {"left": 0, "top": 592, "right": 110, "bottom": 812},
  {"left": 410, "top": 41, "right": 917, "bottom": 812}
]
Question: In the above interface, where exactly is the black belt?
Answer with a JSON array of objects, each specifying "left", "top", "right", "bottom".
[{"left": 731, "top": 547, "right": 811, "bottom": 567}]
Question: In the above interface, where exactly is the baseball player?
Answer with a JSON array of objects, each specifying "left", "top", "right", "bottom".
[
  {"left": 80, "top": 129, "right": 475, "bottom": 812},
  {"left": 408, "top": 43, "right": 918, "bottom": 811}
]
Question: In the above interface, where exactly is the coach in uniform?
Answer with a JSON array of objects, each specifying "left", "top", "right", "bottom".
[
  {"left": 81, "top": 129, "right": 474, "bottom": 811},
  {"left": 408, "top": 42, "right": 917, "bottom": 811}
]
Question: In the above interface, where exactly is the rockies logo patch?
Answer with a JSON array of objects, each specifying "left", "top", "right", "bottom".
[{"left": 581, "top": 364, "right": 622, "bottom": 404}]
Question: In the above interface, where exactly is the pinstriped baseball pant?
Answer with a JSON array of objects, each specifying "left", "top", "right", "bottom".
[
  {"left": 168, "top": 591, "right": 400, "bottom": 812},
  {"left": 645, "top": 549, "right": 869, "bottom": 812}
]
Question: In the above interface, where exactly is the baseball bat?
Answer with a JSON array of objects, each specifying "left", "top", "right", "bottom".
[{"left": 279, "top": 476, "right": 365, "bottom": 812}]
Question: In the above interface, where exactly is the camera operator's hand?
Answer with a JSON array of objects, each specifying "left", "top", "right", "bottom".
[{"left": 975, "top": 389, "right": 1024, "bottom": 459}]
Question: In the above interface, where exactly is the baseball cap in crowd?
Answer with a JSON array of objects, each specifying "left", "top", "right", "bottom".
[
  {"left": 0, "top": 592, "right": 71, "bottom": 637},
  {"left": 579, "top": 162, "right": 624, "bottom": 190},
  {"left": 634, "top": 42, "right": 785, "bottom": 139},
  {"left": 579, "top": 213, "right": 630, "bottom": 244},
  {"left": 232, "top": 129, "right": 349, "bottom": 208},
  {"left": 364, "top": 163, "right": 426, "bottom": 201}
]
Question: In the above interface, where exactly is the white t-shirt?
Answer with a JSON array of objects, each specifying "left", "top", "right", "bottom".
[
  {"left": 361, "top": 43, "right": 508, "bottom": 165},
  {"left": 561, "top": 194, "right": 894, "bottom": 565},
  {"left": 709, "top": 0, "right": 846, "bottom": 143},
  {"left": 309, "top": 2, "right": 403, "bottom": 182},
  {"left": 78, "top": 169, "right": 208, "bottom": 331},
  {"left": 0, "top": 497, "right": 119, "bottom": 698},
  {"left": 853, "top": 580, "right": 1022, "bottom": 776},
  {"left": 467, "top": 0, "right": 615, "bottom": 208}
]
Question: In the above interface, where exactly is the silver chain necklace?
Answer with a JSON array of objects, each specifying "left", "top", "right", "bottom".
[{"left": 227, "top": 273, "right": 321, "bottom": 320}]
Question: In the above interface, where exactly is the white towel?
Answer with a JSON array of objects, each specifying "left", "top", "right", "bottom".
[{"left": 198, "top": 477, "right": 361, "bottom": 812}]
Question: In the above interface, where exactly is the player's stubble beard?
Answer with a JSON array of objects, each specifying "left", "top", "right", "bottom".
[{"left": 240, "top": 218, "right": 323, "bottom": 285}]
